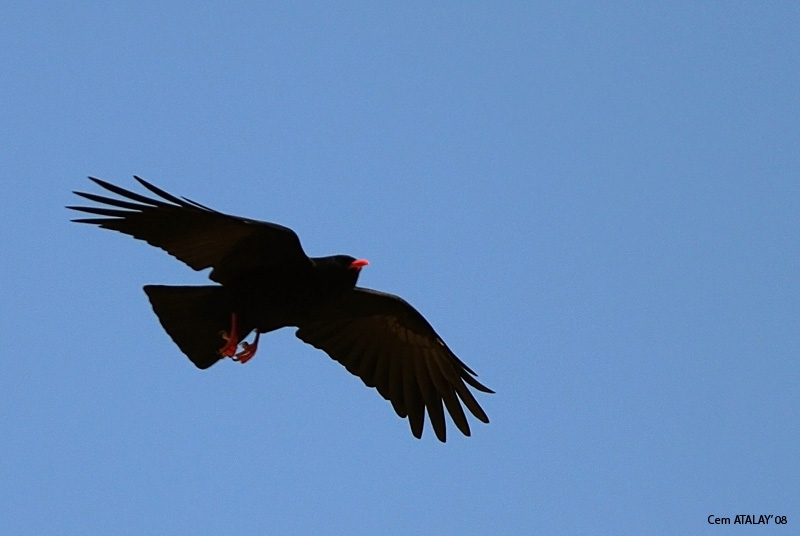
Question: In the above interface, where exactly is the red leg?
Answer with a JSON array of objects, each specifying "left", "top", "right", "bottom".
[
  {"left": 233, "top": 331, "right": 260, "bottom": 364},
  {"left": 218, "top": 312, "right": 240, "bottom": 357}
]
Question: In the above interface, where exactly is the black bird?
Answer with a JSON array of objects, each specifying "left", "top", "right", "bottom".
[{"left": 69, "top": 177, "right": 492, "bottom": 441}]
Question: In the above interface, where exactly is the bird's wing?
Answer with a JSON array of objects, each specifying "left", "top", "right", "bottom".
[
  {"left": 295, "top": 287, "right": 493, "bottom": 442},
  {"left": 68, "top": 177, "right": 311, "bottom": 284}
]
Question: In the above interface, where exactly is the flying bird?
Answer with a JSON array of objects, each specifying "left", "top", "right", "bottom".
[{"left": 69, "top": 177, "right": 492, "bottom": 442}]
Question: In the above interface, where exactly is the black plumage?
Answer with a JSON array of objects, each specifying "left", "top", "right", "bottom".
[{"left": 69, "top": 177, "right": 492, "bottom": 441}]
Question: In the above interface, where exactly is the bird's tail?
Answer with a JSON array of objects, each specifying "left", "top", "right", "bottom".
[{"left": 143, "top": 285, "right": 250, "bottom": 369}]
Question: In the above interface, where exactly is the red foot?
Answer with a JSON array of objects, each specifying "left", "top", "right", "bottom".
[
  {"left": 218, "top": 312, "right": 261, "bottom": 364},
  {"left": 218, "top": 312, "right": 240, "bottom": 357},
  {"left": 233, "top": 331, "right": 260, "bottom": 364}
]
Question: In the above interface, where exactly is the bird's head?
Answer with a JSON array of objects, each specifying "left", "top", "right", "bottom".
[{"left": 314, "top": 255, "right": 369, "bottom": 290}]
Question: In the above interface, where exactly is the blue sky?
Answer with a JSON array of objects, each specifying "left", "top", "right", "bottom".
[{"left": 2, "top": 2, "right": 798, "bottom": 534}]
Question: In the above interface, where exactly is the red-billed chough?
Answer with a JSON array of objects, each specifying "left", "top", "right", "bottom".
[{"left": 69, "top": 177, "right": 492, "bottom": 442}]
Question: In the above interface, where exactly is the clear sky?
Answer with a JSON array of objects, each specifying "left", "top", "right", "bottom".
[{"left": 2, "top": 2, "right": 798, "bottom": 534}]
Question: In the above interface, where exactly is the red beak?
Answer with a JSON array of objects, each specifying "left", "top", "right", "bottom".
[{"left": 350, "top": 259, "right": 370, "bottom": 269}]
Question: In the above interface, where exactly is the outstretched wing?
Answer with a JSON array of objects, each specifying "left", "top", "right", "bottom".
[
  {"left": 296, "top": 288, "right": 493, "bottom": 442},
  {"left": 68, "top": 177, "right": 312, "bottom": 284}
]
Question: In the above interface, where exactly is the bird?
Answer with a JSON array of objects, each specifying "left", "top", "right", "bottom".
[{"left": 68, "top": 176, "right": 492, "bottom": 442}]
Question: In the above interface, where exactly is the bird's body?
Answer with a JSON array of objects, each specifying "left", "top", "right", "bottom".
[{"left": 69, "top": 177, "right": 492, "bottom": 441}]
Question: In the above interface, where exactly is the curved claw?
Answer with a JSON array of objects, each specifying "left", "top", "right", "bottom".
[{"left": 233, "top": 331, "right": 260, "bottom": 364}]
